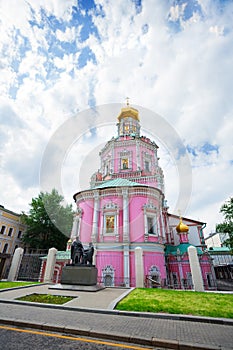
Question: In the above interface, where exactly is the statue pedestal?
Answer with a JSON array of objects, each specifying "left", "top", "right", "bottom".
[
  {"left": 49, "top": 265, "right": 104, "bottom": 292},
  {"left": 61, "top": 265, "right": 97, "bottom": 285}
]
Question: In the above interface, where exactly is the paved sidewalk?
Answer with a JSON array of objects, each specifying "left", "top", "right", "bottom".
[{"left": 0, "top": 284, "right": 233, "bottom": 349}]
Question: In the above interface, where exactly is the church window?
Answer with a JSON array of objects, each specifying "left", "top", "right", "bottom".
[
  {"left": 102, "top": 202, "right": 119, "bottom": 240},
  {"left": 17, "top": 230, "right": 22, "bottom": 239},
  {"left": 145, "top": 160, "right": 150, "bottom": 172},
  {"left": 147, "top": 216, "right": 156, "bottom": 234},
  {"left": 121, "top": 158, "right": 128, "bottom": 169},
  {"left": 124, "top": 123, "right": 130, "bottom": 133},
  {"left": 106, "top": 215, "right": 115, "bottom": 233}
]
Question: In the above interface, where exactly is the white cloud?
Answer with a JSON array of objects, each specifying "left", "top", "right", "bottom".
[
  {"left": 56, "top": 26, "right": 80, "bottom": 43},
  {"left": 0, "top": 0, "right": 232, "bottom": 236}
]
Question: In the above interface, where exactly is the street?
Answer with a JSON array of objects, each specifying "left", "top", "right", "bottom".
[{"left": 0, "top": 325, "right": 157, "bottom": 350}]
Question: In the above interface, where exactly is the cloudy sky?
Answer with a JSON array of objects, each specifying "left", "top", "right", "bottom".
[{"left": 0, "top": 0, "right": 232, "bottom": 235}]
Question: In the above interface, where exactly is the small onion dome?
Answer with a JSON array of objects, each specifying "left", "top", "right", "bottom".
[{"left": 176, "top": 218, "right": 189, "bottom": 233}]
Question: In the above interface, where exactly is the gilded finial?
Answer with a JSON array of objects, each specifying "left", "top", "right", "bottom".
[
  {"left": 176, "top": 211, "right": 189, "bottom": 233},
  {"left": 126, "top": 97, "right": 130, "bottom": 106}
]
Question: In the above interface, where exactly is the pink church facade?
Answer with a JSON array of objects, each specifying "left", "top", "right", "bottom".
[{"left": 68, "top": 105, "right": 216, "bottom": 289}]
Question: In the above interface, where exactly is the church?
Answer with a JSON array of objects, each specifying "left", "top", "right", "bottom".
[{"left": 67, "top": 103, "right": 215, "bottom": 289}]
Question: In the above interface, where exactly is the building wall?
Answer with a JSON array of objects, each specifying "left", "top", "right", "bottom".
[
  {"left": 0, "top": 205, "right": 26, "bottom": 278},
  {"left": 0, "top": 206, "right": 26, "bottom": 255}
]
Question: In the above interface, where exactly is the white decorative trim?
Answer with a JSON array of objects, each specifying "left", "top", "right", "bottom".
[
  {"left": 143, "top": 201, "right": 158, "bottom": 240},
  {"left": 102, "top": 265, "right": 115, "bottom": 286},
  {"left": 101, "top": 201, "right": 119, "bottom": 241}
]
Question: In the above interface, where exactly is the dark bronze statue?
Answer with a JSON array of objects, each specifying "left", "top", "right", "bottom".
[
  {"left": 71, "top": 237, "right": 84, "bottom": 265},
  {"left": 83, "top": 243, "right": 94, "bottom": 265},
  {"left": 71, "top": 238, "right": 94, "bottom": 266}
]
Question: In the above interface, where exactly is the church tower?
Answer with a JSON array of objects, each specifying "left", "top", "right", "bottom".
[{"left": 90, "top": 102, "right": 164, "bottom": 193}]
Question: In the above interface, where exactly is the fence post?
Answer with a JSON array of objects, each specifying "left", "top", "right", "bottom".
[
  {"left": 44, "top": 247, "right": 57, "bottom": 283},
  {"left": 135, "top": 247, "right": 144, "bottom": 287},
  {"left": 7, "top": 247, "right": 24, "bottom": 281},
  {"left": 188, "top": 246, "right": 204, "bottom": 292}
]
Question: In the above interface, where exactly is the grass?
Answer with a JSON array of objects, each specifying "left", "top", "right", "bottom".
[
  {"left": 0, "top": 281, "right": 40, "bottom": 289},
  {"left": 116, "top": 288, "right": 233, "bottom": 319},
  {"left": 17, "top": 293, "right": 75, "bottom": 305}
]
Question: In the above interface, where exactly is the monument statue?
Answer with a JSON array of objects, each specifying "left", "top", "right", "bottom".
[
  {"left": 71, "top": 238, "right": 94, "bottom": 266},
  {"left": 60, "top": 238, "right": 99, "bottom": 288},
  {"left": 71, "top": 237, "right": 84, "bottom": 265},
  {"left": 83, "top": 243, "right": 94, "bottom": 265}
]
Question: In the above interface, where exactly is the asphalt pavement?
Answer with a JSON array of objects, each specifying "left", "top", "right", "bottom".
[{"left": 0, "top": 283, "right": 232, "bottom": 350}]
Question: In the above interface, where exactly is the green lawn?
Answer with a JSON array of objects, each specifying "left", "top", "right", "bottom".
[
  {"left": 0, "top": 281, "right": 40, "bottom": 289},
  {"left": 116, "top": 288, "right": 233, "bottom": 319},
  {"left": 17, "top": 293, "right": 74, "bottom": 305}
]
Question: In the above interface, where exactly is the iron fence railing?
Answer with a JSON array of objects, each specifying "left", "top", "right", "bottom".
[{"left": 17, "top": 252, "right": 48, "bottom": 281}]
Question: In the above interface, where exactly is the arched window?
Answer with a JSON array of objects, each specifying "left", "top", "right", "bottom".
[{"left": 3, "top": 243, "right": 8, "bottom": 253}]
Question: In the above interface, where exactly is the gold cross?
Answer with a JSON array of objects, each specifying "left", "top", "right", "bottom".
[{"left": 178, "top": 209, "right": 182, "bottom": 220}]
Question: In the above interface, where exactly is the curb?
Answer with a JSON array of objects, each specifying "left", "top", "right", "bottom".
[
  {"left": 0, "top": 283, "right": 48, "bottom": 293},
  {"left": 0, "top": 318, "right": 225, "bottom": 350},
  {"left": 0, "top": 298, "right": 232, "bottom": 326}
]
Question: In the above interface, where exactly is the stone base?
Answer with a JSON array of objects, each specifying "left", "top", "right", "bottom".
[
  {"left": 61, "top": 265, "right": 98, "bottom": 286},
  {"left": 49, "top": 283, "right": 105, "bottom": 292}
]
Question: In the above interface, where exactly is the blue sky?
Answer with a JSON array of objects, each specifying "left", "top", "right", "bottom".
[{"left": 0, "top": 0, "right": 232, "bottom": 233}]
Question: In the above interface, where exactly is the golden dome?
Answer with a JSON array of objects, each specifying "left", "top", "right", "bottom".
[
  {"left": 117, "top": 106, "right": 140, "bottom": 122},
  {"left": 176, "top": 218, "right": 189, "bottom": 233}
]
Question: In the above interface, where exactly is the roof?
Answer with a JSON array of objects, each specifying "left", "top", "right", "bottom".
[
  {"left": 165, "top": 243, "right": 203, "bottom": 256},
  {"left": 41, "top": 251, "right": 71, "bottom": 260},
  {"left": 0, "top": 205, "right": 21, "bottom": 217},
  {"left": 208, "top": 246, "right": 231, "bottom": 253},
  {"left": 92, "top": 178, "right": 147, "bottom": 190},
  {"left": 168, "top": 213, "right": 205, "bottom": 226}
]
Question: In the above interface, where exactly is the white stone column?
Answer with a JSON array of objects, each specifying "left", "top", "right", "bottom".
[
  {"left": 136, "top": 141, "right": 141, "bottom": 170},
  {"left": 135, "top": 247, "right": 144, "bottom": 287},
  {"left": 70, "top": 215, "right": 79, "bottom": 240},
  {"left": 143, "top": 209, "right": 148, "bottom": 241},
  {"left": 92, "top": 246, "right": 97, "bottom": 266},
  {"left": 124, "top": 245, "right": 130, "bottom": 287},
  {"left": 122, "top": 188, "right": 129, "bottom": 242},
  {"left": 7, "top": 247, "right": 24, "bottom": 281},
  {"left": 188, "top": 246, "right": 204, "bottom": 292},
  {"left": 44, "top": 247, "right": 57, "bottom": 283},
  {"left": 91, "top": 190, "right": 99, "bottom": 243}
]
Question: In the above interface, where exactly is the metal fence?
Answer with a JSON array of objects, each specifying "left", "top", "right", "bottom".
[{"left": 17, "top": 252, "right": 47, "bottom": 282}]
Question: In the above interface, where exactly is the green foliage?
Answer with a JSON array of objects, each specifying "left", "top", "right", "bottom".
[
  {"left": 116, "top": 288, "right": 233, "bottom": 318},
  {"left": 17, "top": 293, "right": 74, "bottom": 305},
  {"left": 216, "top": 197, "right": 233, "bottom": 251},
  {"left": 0, "top": 281, "right": 40, "bottom": 289},
  {"left": 22, "top": 189, "right": 74, "bottom": 250}
]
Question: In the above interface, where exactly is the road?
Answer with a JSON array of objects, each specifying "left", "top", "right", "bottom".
[{"left": 0, "top": 325, "right": 158, "bottom": 350}]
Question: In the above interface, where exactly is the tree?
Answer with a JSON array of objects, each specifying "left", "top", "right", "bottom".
[
  {"left": 216, "top": 197, "right": 233, "bottom": 251},
  {"left": 22, "top": 189, "right": 74, "bottom": 251}
]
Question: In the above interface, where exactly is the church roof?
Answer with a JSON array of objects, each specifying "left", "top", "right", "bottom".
[
  {"left": 92, "top": 178, "right": 147, "bottom": 189},
  {"left": 40, "top": 250, "right": 71, "bottom": 260},
  {"left": 165, "top": 243, "right": 203, "bottom": 256}
]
